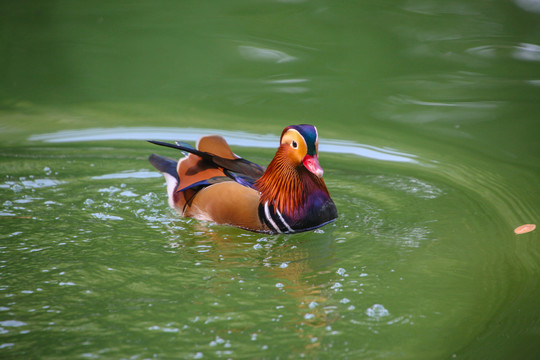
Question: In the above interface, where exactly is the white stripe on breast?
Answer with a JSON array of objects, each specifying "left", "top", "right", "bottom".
[
  {"left": 275, "top": 208, "right": 294, "bottom": 233},
  {"left": 264, "top": 201, "right": 282, "bottom": 233}
]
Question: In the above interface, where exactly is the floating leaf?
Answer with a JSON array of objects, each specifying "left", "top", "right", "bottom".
[{"left": 514, "top": 224, "right": 536, "bottom": 234}]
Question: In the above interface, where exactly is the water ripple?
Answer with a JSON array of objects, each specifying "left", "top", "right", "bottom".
[
  {"left": 92, "top": 170, "right": 161, "bottom": 180},
  {"left": 30, "top": 127, "right": 420, "bottom": 163},
  {"left": 515, "top": 0, "right": 540, "bottom": 13},
  {"left": 238, "top": 45, "right": 296, "bottom": 63},
  {"left": 513, "top": 42, "right": 540, "bottom": 62}
]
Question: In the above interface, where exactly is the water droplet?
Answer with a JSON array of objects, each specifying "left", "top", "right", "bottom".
[
  {"left": 91, "top": 213, "right": 123, "bottom": 221},
  {"left": 366, "top": 304, "right": 389, "bottom": 318},
  {"left": 0, "top": 320, "right": 27, "bottom": 327},
  {"left": 11, "top": 184, "right": 23, "bottom": 193},
  {"left": 330, "top": 282, "right": 343, "bottom": 291},
  {"left": 119, "top": 190, "right": 138, "bottom": 197}
]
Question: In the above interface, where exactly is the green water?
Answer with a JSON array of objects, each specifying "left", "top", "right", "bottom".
[{"left": 1, "top": 1, "right": 539, "bottom": 359}]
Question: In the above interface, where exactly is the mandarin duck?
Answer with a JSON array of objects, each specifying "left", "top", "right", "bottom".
[{"left": 148, "top": 124, "right": 337, "bottom": 233}]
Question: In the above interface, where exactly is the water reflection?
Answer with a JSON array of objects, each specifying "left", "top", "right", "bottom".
[
  {"left": 513, "top": 42, "right": 540, "bottom": 61},
  {"left": 160, "top": 218, "right": 349, "bottom": 355},
  {"left": 92, "top": 170, "right": 161, "bottom": 180},
  {"left": 238, "top": 45, "right": 297, "bottom": 63},
  {"left": 466, "top": 42, "right": 540, "bottom": 62},
  {"left": 515, "top": 0, "right": 540, "bottom": 13}
]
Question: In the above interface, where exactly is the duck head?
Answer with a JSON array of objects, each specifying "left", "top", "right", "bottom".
[
  {"left": 279, "top": 124, "right": 324, "bottom": 178},
  {"left": 255, "top": 124, "right": 333, "bottom": 218}
]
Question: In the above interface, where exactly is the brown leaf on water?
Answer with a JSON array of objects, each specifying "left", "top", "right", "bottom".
[{"left": 514, "top": 224, "right": 536, "bottom": 234}]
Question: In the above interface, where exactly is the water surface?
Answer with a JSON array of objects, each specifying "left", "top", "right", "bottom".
[{"left": 1, "top": 1, "right": 539, "bottom": 359}]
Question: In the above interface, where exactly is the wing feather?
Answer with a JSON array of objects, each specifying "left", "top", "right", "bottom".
[{"left": 147, "top": 139, "right": 265, "bottom": 182}]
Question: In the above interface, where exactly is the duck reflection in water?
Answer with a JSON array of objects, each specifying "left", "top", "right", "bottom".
[{"left": 166, "top": 220, "right": 339, "bottom": 356}]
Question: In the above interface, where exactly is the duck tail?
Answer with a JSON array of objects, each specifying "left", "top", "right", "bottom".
[{"left": 149, "top": 154, "right": 179, "bottom": 209}]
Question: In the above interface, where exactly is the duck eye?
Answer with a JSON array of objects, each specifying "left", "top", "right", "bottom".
[{"left": 291, "top": 140, "right": 298, "bottom": 149}]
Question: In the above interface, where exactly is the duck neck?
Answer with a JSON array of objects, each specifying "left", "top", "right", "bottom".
[{"left": 255, "top": 148, "right": 329, "bottom": 216}]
